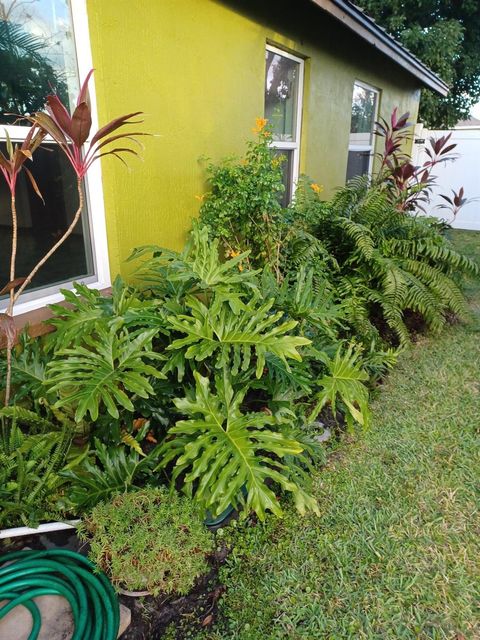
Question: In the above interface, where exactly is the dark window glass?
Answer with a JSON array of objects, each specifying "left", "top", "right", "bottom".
[
  {"left": 273, "top": 149, "right": 293, "bottom": 207},
  {"left": 346, "top": 149, "right": 371, "bottom": 182},
  {"left": 0, "top": 143, "right": 94, "bottom": 298}
]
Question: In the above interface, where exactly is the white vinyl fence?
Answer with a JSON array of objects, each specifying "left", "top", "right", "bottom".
[{"left": 412, "top": 123, "right": 480, "bottom": 231}]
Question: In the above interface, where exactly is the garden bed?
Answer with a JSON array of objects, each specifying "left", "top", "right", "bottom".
[
  {"left": 0, "top": 527, "right": 229, "bottom": 640},
  {"left": 189, "top": 230, "right": 480, "bottom": 639}
]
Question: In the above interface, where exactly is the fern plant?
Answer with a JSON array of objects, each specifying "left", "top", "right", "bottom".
[
  {"left": 61, "top": 438, "right": 158, "bottom": 511},
  {"left": 0, "top": 409, "right": 76, "bottom": 527},
  {"left": 158, "top": 371, "right": 319, "bottom": 520},
  {"left": 294, "top": 176, "right": 478, "bottom": 345}
]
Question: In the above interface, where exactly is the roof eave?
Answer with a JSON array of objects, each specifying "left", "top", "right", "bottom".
[{"left": 309, "top": 0, "right": 449, "bottom": 97}]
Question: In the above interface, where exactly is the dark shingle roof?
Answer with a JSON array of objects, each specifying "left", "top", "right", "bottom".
[{"left": 308, "top": 0, "right": 449, "bottom": 96}]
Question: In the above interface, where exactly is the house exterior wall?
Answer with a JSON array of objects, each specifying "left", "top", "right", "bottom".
[{"left": 86, "top": 0, "right": 421, "bottom": 278}]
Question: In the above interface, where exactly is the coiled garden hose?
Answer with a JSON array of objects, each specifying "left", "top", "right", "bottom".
[{"left": 0, "top": 548, "right": 120, "bottom": 640}]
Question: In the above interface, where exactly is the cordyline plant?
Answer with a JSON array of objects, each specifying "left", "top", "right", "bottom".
[
  {"left": 375, "top": 107, "right": 466, "bottom": 217},
  {"left": 0, "top": 70, "right": 145, "bottom": 405}
]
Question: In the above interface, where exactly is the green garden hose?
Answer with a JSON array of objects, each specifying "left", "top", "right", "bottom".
[{"left": 0, "top": 548, "right": 120, "bottom": 640}]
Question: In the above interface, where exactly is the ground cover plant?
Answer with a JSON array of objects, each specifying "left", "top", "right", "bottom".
[
  {"left": 78, "top": 488, "right": 214, "bottom": 596},
  {"left": 188, "top": 229, "right": 480, "bottom": 639}
]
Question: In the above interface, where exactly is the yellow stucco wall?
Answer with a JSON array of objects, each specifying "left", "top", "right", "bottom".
[{"left": 86, "top": 0, "right": 421, "bottom": 278}]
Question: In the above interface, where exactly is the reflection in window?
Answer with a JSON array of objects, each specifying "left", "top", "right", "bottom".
[
  {"left": 0, "top": 0, "right": 78, "bottom": 123},
  {"left": 0, "top": 1, "right": 96, "bottom": 304},
  {"left": 264, "top": 46, "right": 303, "bottom": 204},
  {"left": 346, "top": 82, "right": 379, "bottom": 182},
  {"left": 265, "top": 50, "right": 300, "bottom": 142},
  {"left": 273, "top": 149, "right": 293, "bottom": 207},
  {"left": 0, "top": 143, "right": 94, "bottom": 299}
]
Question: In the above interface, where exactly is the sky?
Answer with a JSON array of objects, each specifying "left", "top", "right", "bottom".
[{"left": 471, "top": 102, "right": 480, "bottom": 120}]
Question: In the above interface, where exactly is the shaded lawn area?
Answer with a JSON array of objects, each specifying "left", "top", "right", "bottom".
[{"left": 193, "top": 230, "right": 480, "bottom": 640}]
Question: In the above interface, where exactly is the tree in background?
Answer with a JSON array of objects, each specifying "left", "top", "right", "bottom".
[{"left": 354, "top": 0, "right": 480, "bottom": 128}]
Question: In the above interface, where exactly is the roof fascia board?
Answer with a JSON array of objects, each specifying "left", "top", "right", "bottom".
[{"left": 309, "top": 0, "right": 449, "bottom": 96}]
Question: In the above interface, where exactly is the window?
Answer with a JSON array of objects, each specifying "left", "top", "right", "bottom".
[
  {"left": 346, "top": 81, "right": 379, "bottom": 182},
  {"left": 0, "top": 0, "right": 109, "bottom": 315},
  {"left": 264, "top": 45, "right": 304, "bottom": 205}
]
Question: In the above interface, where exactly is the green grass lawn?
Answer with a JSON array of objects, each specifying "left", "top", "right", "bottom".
[{"left": 193, "top": 230, "right": 480, "bottom": 640}]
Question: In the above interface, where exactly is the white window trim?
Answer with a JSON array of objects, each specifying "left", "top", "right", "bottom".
[
  {"left": 265, "top": 44, "right": 304, "bottom": 202},
  {"left": 348, "top": 79, "right": 380, "bottom": 179},
  {"left": 0, "top": 0, "right": 111, "bottom": 316}
]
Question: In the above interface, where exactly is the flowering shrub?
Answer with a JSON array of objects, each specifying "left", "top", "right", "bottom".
[{"left": 199, "top": 119, "right": 285, "bottom": 274}]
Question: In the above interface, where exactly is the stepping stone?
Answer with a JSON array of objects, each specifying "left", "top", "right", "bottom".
[{"left": 0, "top": 596, "right": 131, "bottom": 639}]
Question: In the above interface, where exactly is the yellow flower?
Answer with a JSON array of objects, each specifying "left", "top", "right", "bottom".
[
  {"left": 311, "top": 183, "right": 324, "bottom": 194},
  {"left": 227, "top": 249, "right": 241, "bottom": 258},
  {"left": 195, "top": 194, "right": 205, "bottom": 202},
  {"left": 238, "top": 263, "right": 244, "bottom": 272},
  {"left": 252, "top": 117, "right": 268, "bottom": 134}
]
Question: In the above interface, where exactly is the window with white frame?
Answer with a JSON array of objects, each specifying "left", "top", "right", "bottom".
[
  {"left": 264, "top": 45, "right": 304, "bottom": 205},
  {"left": 346, "top": 81, "right": 379, "bottom": 182},
  {"left": 0, "top": 0, "right": 109, "bottom": 313}
]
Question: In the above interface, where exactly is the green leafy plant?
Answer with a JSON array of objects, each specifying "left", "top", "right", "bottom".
[
  {"left": 166, "top": 294, "right": 310, "bottom": 380},
  {"left": 199, "top": 119, "right": 286, "bottom": 276},
  {"left": 309, "top": 345, "right": 371, "bottom": 431},
  {"left": 158, "top": 371, "right": 319, "bottom": 520},
  {"left": 78, "top": 487, "right": 214, "bottom": 595},
  {"left": 129, "top": 220, "right": 259, "bottom": 301},
  {"left": 0, "top": 408, "right": 78, "bottom": 527},
  {"left": 46, "top": 321, "right": 164, "bottom": 422},
  {"left": 293, "top": 175, "right": 478, "bottom": 345},
  {"left": 61, "top": 438, "right": 159, "bottom": 512}
]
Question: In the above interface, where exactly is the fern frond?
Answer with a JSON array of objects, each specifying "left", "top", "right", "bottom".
[{"left": 0, "top": 406, "right": 56, "bottom": 434}]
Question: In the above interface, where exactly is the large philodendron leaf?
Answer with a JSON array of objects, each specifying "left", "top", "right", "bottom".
[
  {"left": 129, "top": 222, "right": 259, "bottom": 299},
  {"left": 48, "top": 278, "right": 166, "bottom": 349},
  {"left": 158, "top": 372, "right": 319, "bottom": 520},
  {"left": 166, "top": 294, "right": 311, "bottom": 378},
  {"left": 309, "top": 345, "right": 370, "bottom": 430},
  {"left": 46, "top": 322, "right": 165, "bottom": 421}
]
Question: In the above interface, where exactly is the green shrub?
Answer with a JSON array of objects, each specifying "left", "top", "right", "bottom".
[
  {"left": 292, "top": 176, "right": 478, "bottom": 346},
  {"left": 79, "top": 487, "right": 214, "bottom": 595},
  {"left": 199, "top": 120, "right": 285, "bottom": 273}
]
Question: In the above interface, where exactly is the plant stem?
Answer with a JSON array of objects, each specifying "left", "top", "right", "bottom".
[
  {"left": 4, "top": 194, "right": 17, "bottom": 406},
  {"left": 13, "top": 177, "right": 84, "bottom": 304},
  {"left": 4, "top": 178, "right": 84, "bottom": 406},
  {"left": 8, "top": 194, "right": 17, "bottom": 317}
]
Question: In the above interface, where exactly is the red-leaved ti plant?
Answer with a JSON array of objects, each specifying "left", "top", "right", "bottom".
[
  {"left": 437, "top": 187, "right": 471, "bottom": 223},
  {"left": 0, "top": 126, "right": 47, "bottom": 403},
  {"left": 375, "top": 108, "right": 467, "bottom": 217},
  {"left": 0, "top": 70, "right": 146, "bottom": 405}
]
